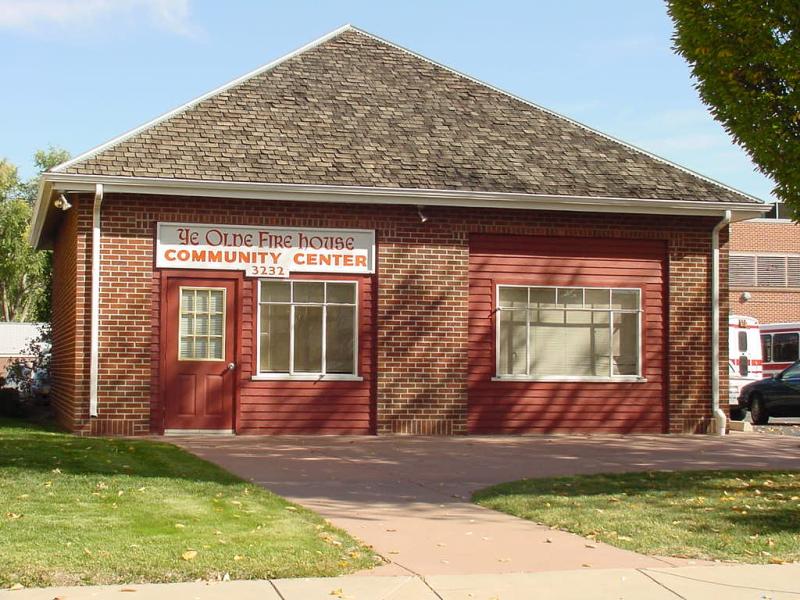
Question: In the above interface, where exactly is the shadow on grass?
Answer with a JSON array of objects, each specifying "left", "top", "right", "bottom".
[
  {"left": 473, "top": 470, "right": 800, "bottom": 535},
  {"left": 725, "top": 508, "right": 800, "bottom": 534},
  {"left": 0, "top": 417, "right": 242, "bottom": 485}
]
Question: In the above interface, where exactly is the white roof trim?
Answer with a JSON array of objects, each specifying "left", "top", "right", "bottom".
[{"left": 30, "top": 172, "right": 769, "bottom": 247}]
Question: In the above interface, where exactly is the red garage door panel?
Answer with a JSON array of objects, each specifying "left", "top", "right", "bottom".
[{"left": 468, "top": 234, "right": 668, "bottom": 434}]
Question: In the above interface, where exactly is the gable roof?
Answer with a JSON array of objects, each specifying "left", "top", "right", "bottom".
[{"left": 52, "top": 25, "right": 760, "bottom": 205}]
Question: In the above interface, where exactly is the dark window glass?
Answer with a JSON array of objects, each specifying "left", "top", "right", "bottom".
[
  {"left": 782, "top": 362, "right": 800, "bottom": 379},
  {"left": 773, "top": 333, "right": 799, "bottom": 363},
  {"left": 738, "top": 331, "right": 748, "bottom": 352},
  {"left": 761, "top": 334, "right": 772, "bottom": 363},
  {"left": 739, "top": 355, "right": 749, "bottom": 377}
]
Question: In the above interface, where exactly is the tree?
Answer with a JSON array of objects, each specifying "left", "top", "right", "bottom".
[
  {"left": 666, "top": 1, "right": 800, "bottom": 214},
  {"left": 0, "top": 148, "right": 69, "bottom": 322}
]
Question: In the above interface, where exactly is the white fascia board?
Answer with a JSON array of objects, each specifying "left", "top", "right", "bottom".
[
  {"left": 30, "top": 179, "right": 52, "bottom": 246},
  {"left": 31, "top": 173, "right": 769, "bottom": 247}
]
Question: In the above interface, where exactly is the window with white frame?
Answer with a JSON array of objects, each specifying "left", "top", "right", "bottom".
[
  {"left": 258, "top": 280, "right": 357, "bottom": 376},
  {"left": 496, "top": 286, "right": 642, "bottom": 379}
]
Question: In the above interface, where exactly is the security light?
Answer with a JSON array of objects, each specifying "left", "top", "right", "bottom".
[{"left": 54, "top": 194, "right": 72, "bottom": 211}]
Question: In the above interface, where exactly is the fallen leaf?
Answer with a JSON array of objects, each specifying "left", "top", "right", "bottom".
[
  {"left": 330, "top": 588, "right": 344, "bottom": 598},
  {"left": 285, "top": 506, "right": 297, "bottom": 511},
  {"left": 174, "top": 523, "right": 186, "bottom": 529},
  {"left": 234, "top": 555, "right": 244, "bottom": 561},
  {"left": 182, "top": 550, "right": 198, "bottom": 561},
  {"left": 5, "top": 512, "right": 22, "bottom": 520}
]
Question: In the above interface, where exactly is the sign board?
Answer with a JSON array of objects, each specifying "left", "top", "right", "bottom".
[{"left": 156, "top": 223, "right": 375, "bottom": 278}]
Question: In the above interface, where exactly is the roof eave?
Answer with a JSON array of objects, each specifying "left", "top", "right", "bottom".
[{"left": 31, "top": 173, "right": 769, "bottom": 249}]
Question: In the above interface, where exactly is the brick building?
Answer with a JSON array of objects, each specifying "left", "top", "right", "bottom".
[
  {"left": 31, "top": 26, "right": 767, "bottom": 436},
  {"left": 730, "top": 203, "right": 800, "bottom": 324}
]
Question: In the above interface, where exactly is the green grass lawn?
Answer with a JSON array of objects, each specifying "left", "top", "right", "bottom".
[
  {"left": 474, "top": 470, "right": 800, "bottom": 564},
  {"left": 0, "top": 418, "right": 380, "bottom": 588}
]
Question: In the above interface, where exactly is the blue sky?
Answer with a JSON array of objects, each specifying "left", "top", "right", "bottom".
[{"left": 0, "top": 0, "right": 776, "bottom": 201}]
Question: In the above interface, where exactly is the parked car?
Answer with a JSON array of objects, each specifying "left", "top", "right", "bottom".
[{"left": 735, "top": 360, "right": 800, "bottom": 424}]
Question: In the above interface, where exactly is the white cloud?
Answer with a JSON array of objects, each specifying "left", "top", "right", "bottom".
[{"left": 0, "top": 0, "right": 197, "bottom": 36}]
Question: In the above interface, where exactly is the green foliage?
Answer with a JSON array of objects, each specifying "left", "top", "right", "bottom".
[
  {"left": 6, "top": 323, "right": 51, "bottom": 398},
  {"left": 0, "top": 389, "right": 24, "bottom": 418},
  {"left": 0, "top": 147, "right": 69, "bottom": 321},
  {"left": 667, "top": 1, "right": 800, "bottom": 214},
  {"left": 0, "top": 199, "right": 50, "bottom": 321},
  {"left": 19, "top": 146, "right": 71, "bottom": 205}
]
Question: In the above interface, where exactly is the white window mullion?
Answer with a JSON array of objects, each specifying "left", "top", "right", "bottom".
[
  {"left": 289, "top": 302, "right": 296, "bottom": 376},
  {"left": 525, "top": 287, "right": 531, "bottom": 376},
  {"left": 321, "top": 302, "right": 328, "bottom": 376},
  {"left": 608, "top": 309, "right": 614, "bottom": 378}
]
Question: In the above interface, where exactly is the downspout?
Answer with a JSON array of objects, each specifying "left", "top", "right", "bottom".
[
  {"left": 89, "top": 184, "right": 104, "bottom": 418},
  {"left": 711, "top": 209, "right": 731, "bottom": 435}
]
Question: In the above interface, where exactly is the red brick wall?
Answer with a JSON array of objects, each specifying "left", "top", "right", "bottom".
[
  {"left": 50, "top": 200, "right": 88, "bottom": 432},
  {"left": 730, "top": 220, "right": 800, "bottom": 324},
  {"left": 52, "top": 193, "right": 727, "bottom": 435}
]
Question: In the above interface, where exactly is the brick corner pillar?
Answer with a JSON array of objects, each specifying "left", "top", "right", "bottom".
[
  {"left": 667, "top": 220, "right": 729, "bottom": 433},
  {"left": 376, "top": 214, "right": 470, "bottom": 435}
]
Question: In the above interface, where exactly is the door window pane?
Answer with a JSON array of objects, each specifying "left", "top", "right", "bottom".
[{"left": 178, "top": 288, "right": 225, "bottom": 361}]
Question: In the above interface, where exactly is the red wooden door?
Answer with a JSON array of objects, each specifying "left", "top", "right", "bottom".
[{"left": 164, "top": 277, "right": 236, "bottom": 431}]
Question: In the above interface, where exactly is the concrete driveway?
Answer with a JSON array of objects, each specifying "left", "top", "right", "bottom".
[{"left": 175, "top": 433, "right": 800, "bottom": 576}]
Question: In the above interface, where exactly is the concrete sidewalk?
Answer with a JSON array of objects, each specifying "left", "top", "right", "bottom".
[
  {"left": 5, "top": 565, "right": 800, "bottom": 599},
  {"left": 175, "top": 433, "right": 800, "bottom": 575}
]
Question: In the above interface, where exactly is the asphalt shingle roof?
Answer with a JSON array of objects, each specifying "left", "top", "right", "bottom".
[{"left": 60, "top": 27, "right": 757, "bottom": 204}]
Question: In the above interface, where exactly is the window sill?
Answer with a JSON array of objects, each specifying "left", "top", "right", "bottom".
[
  {"left": 491, "top": 376, "right": 647, "bottom": 383},
  {"left": 251, "top": 374, "right": 363, "bottom": 382}
]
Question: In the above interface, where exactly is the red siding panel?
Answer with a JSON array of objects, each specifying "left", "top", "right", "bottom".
[
  {"left": 468, "top": 234, "right": 668, "bottom": 434},
  {"left": 236, "top": 273, "right": 374, "bottom": 435}
]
